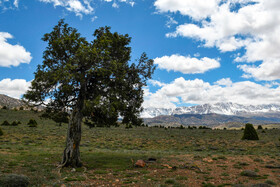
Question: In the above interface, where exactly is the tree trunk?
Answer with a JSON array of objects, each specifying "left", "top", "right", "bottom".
[{"left": 61, "top": 99, "right": 84, "bottom": 167}]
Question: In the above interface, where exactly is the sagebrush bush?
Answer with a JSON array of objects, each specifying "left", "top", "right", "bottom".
[
  {"left": 11, "top": 121, "right": 19, "bottom": 126},
  {"left": 1, "top": 120, "right": 10, "bottom": 126},
  {"left": 125, "top": 124, "right": 133, "bottom": 129},
  {"left": 2, "top": 106, "right": 8, "bottom": 110},
  {"left": 0, "top": 127, "right": 3, "bottom": 136},
  {"left": 27, "top": 119, "right": 37, "bottom": 127},
  {"left": 242, "top": 123, "right": 259, "bottom": 140}
]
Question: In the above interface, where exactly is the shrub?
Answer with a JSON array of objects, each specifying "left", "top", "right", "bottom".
[
  {"left": 265, "top": 179, "right": 276, "bottom": 185},
  {"left": 2, "top": 106, "right": 8, "bottom": 110},
  {"left": 0, "top": 174, "right": 29, "bottom": 187},
  {"left": 165, "top": 179, "right": 176, "bottom": 184},
  {"left": 242, "top": 123, "right": 259, "bottom": 140},
  {"left": 11, "top": 121, "right": 21, "bottom": 126},
  {"left": 125, "top": 124, "right": 133, "bottom": 129},
  {"left": 257, "top": 125, "right": 263, "bottom": 130},
  {"left": 11, "top": 121, "right": 18, "bottom": 126},
  {"left": 0, "top": 127, "right": 3, "bottom": 136},
  {"left": 1, "top": 120, "right": 10, "bottom": 126},
  {"left": 202, "top": 183, "right": 215, "bottom": 187},
  {"left": 27, "top": 119, "right": 37, "bottom": 127}
]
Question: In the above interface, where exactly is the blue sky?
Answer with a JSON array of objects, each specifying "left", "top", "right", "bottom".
[{"left": 1, "top": 0, "right": 280, "bottom": 108}]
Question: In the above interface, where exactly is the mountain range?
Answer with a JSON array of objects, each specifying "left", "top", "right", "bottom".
[
  {"left": 0, "top": 94, "right": 279, "bottom": 128},
  {"left": 141, "top": 102, "right": 280, "bottom": 118},
  {"left": 0, "top": 94, "right": 24, "bottom": 108},
  {"left": 142, "top": 103, "right": 280, "bottom": 128}
]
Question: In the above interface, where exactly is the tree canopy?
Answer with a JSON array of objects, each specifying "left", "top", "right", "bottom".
[{"left": 24, "top": 19, "right": 155, "bottom": 167}]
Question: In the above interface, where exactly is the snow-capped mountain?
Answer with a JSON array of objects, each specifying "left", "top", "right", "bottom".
[
  {"left": 141, "top": 102, "right": 280, "bottom": 118},
  {"left": 141, "top": 108, "right": 173, "bottom": 118}
]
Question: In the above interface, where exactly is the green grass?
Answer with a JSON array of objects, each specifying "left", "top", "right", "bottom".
[{"left": 0, "top": 109, "right": 280, "bottom": 186}]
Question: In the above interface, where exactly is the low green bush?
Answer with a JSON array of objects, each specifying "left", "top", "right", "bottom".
[
  {"left": 242, "top": 123, "right": 259, "bottom": 140},
  {"left": 2, "top": 106, "right": 8, "bottom": 110},
  {"left": 1, "top": 120, "right": 10, "bottom": 126},
  {"left": 11, "top": 121, "right": 21, "bottom": 126},
  {"left": 27, "top": 119, "right": 38, "bottom": 127},
  {"left": 0, "top": 127, "right": 3, "bottom": 136}
]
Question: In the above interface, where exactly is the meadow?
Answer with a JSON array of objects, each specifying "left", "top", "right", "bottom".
[{"left": 0, "top": 109, "right": 280, "bottom": 186}]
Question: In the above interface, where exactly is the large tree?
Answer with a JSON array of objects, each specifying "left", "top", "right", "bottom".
[{"left": 24, "top": 20, "right": 155, "bottom": 167}]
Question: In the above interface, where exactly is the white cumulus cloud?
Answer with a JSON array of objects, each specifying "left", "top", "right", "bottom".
[
  {"left": 39, "top": 0, "right": 94, "bottom": 17},
  {"left": 144, "top": 77, "right": 280, "bottom": 108},
  {"left": 39, "top": 0, "right": 135, "bottom": 15},
  {"left": 154, "top": 0, "right": 220, "bottom": 21},
  {"left": 0, "top": 78, "right": 31, "bottom": 99},
  {"left": 154, "top": 55, "right": 220, "bottom": 74},
  {"left": 0, "top": 32, "right": 32, "bottom": 67},
  {"left": 157, "top": 0, "right": 280, "bottom": 80}
]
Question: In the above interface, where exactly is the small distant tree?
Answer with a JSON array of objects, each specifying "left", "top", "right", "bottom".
[
  {"left": 125, "top": 124, "right": 133, "bottom": 129},
  {"left": 11, "top": 121, "right": 19, "bottom": 126},
  {"left": 23, "top": 20, "right": 155, "bottom": 167},
  {"left": 41, "top": 109, "right": 69, "bottom": 126},
  {"left": 27, "top": 119, "right": 38, "bottom": 127},
  {"left": 2, "top": 106, "right": 8, "bottom": 110},
  {"left": 242, "top": 123, "right": 259, "bottom": 140},
  {"left": 0, "top": 127, "right": 3, "bottom": 136},
  {"left": 257, "top": 125, "right": 263, "bottom": 130},
  {"left": 1, "top": 120, "right": 10, "bottom": 126}
]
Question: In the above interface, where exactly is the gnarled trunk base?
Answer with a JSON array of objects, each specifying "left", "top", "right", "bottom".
[{"left": 61, "top": 105, "right": 83, "bottom": 168}]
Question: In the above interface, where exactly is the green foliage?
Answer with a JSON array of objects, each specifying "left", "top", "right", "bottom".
[
  {"left": 11, "top": 121, "right": 20, "bottom": 126},
  {"left": 2, "top": 106, "right": 8, "bottom": 110},
  {"left": 242, "top": 123, "right": 259, "bottom": 140},
  {"left": 40, "top": 109, "right": 68, "bottom": 126},
  {"left": 165, "top": 179, "right": 176, "bottom": 184},
  {"left": 1, "top": 120, "right": 10, "bottom": 126},
  {"left": 125, "top": 124, "right": 133, "bottom": 129},
  {"left": 24, "top": 19, "right": 155, "bottom": 127},
  {"left": 199, "top": 126, "right": 211, "bottom": 129},
  {"left": 0, "top": 174, "right": 29, "bottom": 187},
  {"left": 202, "top": 183, "right": 216, "bottom": 187},
  {"left": 0, "top": 127, "right": 3, "bottom": 136},
  {"left": 265, "top": 179, "right": 276, "bottom": 185},
  {"left": 0, "top": 120, "right": 20, "bottom": 126},
  {"left": 27, "top": 119, "right": 38, "bottom": 127},
  {"left": 257, "top": 125, "right": 263, "bottom": 130}
]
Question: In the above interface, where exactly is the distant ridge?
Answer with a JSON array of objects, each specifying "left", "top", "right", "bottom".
[
  {"left": 142, "top": 102, "right": 280, "bottom": 118},
  {"left": 144, "top": 113, "right": 280, "bottom": 128},
  {"left": 142, "top": 103, "right": 280, "bottom": 128},
  {"left": 0, "top": 94, "right": 24, "bottom": 108}
]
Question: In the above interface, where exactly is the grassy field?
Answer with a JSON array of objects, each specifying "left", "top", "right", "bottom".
[{"left": 0, "top": 109, "right": 280, "bottom": 186}]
